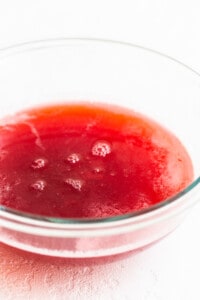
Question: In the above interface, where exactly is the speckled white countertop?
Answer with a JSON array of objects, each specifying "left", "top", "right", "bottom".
[{"left": 0, "top": 206, "right": 200, "bottom": 299}]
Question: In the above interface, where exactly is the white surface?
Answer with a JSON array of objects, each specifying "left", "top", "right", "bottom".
[{"left": 0, "top": 1, "right": 200, "bottom": 299}]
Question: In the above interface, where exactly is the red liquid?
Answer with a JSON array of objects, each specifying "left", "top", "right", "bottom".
[{"left": 0, "top": 104, "right": 193, "bottom": 218}]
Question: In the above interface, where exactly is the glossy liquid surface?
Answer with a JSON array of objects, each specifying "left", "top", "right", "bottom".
[{"left": 0, "top": 104, "right": 193, "bottom": 218}]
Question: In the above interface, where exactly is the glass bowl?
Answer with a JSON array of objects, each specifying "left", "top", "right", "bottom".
[{"left": 0, "top": 38, "right": 199, "bottom": 258}]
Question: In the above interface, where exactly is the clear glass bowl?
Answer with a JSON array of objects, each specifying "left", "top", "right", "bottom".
[{"left": 0, "top": 38, "right": 199, "bottom": 258}]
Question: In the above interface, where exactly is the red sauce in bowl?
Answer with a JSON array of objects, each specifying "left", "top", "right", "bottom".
[{"left": 0, "top": 104, "right": 193, "bottom": 218}]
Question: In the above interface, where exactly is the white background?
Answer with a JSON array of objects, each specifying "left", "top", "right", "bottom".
[{"left": 0, "top": 1, "right": 200, "bottom": 299}]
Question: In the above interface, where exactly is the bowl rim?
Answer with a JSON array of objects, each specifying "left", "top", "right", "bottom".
[{"left": 0, "top": 37, "right": 199, "bottom": 226}]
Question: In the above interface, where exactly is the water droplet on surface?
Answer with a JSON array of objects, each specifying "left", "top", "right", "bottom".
[
  {"left": 31, "top": 158, "right": 47, "bottom": 169},
  {"left": 66, "top": 153, "right": 80, "bottom": 164},
  {"left": 91, "top": 141, "right": 111, "bottom": 157},
  {"left": 30, "top": 180, "right": 46, "bottom": 191},
  {"left": 65, "top": 178, "right": 84, "bottom": 191}
]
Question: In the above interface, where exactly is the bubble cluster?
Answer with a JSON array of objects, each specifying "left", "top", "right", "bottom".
[
  {"left": 91, "top": 141, "right": 111, "bottom": 157},
  {"left": 31, "top": 158, "right": 47, "bottom": 169},
  {"left": 30, "top": 180, "right": 46, "bottom": 191},
  {"left": 66, "top": 153, "right": 80, "bottom": 164},
  {"left": 65, "top": 178, "right": 84, "bottom": 191}
]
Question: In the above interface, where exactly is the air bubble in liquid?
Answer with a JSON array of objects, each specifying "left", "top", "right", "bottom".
[
  {"left": 91, "top": 141, "right": 111, "bottom": 157},
  {"left": 93, "top": 166, "right": 105, "bottom": 174}
]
